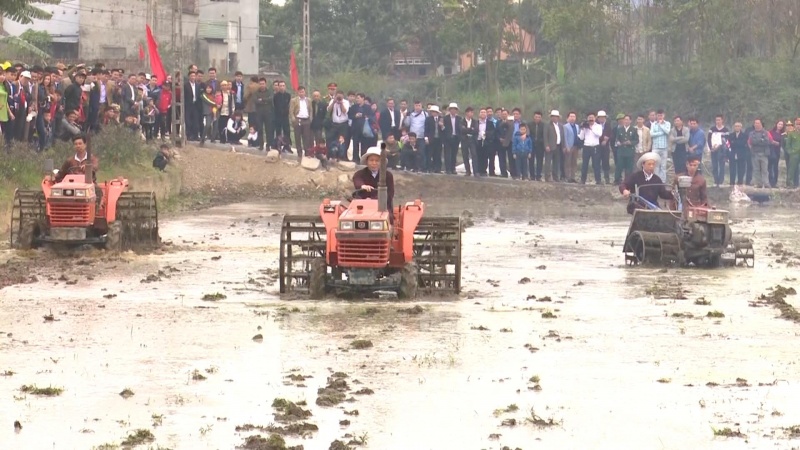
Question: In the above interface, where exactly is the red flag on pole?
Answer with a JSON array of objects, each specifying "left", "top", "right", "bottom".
[
  {"left": 138, "top": 43, "right": 145, "bottom": 61},
  {"left": 289, "top": 50, "right": 300, "bottom": 91},
  {"left": 146, "top": 25, "right": 167, "bottom": 87}
]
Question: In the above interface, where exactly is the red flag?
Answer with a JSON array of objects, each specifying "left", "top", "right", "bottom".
[
  {"left": 138, "top": 43, "right": 145, "bottom": 61},
  {"left": 146, "top": 25, "right": 167, "bottom": 87},
  {"left": 289, "top": 50, "right": 299, "bottom": 91}
]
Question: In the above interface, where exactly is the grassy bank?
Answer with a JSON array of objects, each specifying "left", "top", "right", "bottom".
[{"left": 0, "top": 127, "right": 182, "bottom": 234}]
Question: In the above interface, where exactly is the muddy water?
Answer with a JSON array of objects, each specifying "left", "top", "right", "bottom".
[{"left": 2, "top": 199, "right": 800, "bottom": 450}]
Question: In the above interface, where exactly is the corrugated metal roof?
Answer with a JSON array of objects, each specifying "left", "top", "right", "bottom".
[{"left": 197, "top": 21, "right": 227, "bottom": 40}]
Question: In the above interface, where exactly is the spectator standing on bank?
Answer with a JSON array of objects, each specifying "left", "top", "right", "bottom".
[
  {"left": 707, "top": 115, "right": 729, "bottom": 187},
  {"left": 748, "top": 118, "right": 771, "bottom": 189}
]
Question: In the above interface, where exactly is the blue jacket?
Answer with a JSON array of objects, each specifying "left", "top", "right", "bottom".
[
  {"left": 512, "top": 131, "right": 533, "bottom": 155},
  {"left": 563, "top": 122, "right": 579, "bottom": 149},
  {"left": 688, "top": 128, "right": 706, "bottom": 156}
]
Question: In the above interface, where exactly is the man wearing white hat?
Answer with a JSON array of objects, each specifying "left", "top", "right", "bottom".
[
  {"left": 13, "top": 70, "right": 34, "bottom": 141},
  {"left": 442, "top": 102, "right": 461, "bottom": 174},
  {"left": 423, "top": 105, "right": 444, "bottom": 173},
  {"left": 353, "top": 145, "right": 395, "bottom": 214},
  {"left": 543, "top": 109, "right": 565, "bottom": 182},
  {"left": 619, "top": 151, "right": 674, "bottom": 214}
]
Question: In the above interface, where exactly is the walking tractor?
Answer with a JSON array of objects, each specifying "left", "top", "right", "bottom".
[
  {"left": 9, "top": 158, "right": 159, "bottom": 251},
  {"left": 623, "top": 176, "right": 754, "bottom": 267},
  {"left": 279, "top": 150, "right": 462, "bottom": 299}
]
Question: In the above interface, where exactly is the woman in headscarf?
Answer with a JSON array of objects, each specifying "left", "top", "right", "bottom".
[{"left": 619, "top": 151, "right": 674, "bottom": 214}]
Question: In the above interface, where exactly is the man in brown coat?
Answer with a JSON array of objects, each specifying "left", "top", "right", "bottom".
[
  {"left": 243, "top": 76, "right": 259, "bottom": 125},
  {"left": 542, "top": 110, "right": 565, "bottom": 182}
]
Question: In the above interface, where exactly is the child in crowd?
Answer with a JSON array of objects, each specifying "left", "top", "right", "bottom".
[
  {"left": 153, "top": 143, "right": 171, "bottom": 171},
  {"left": 399, "top": 127, "right": 409, "bottom": 145},
  {"left": 328, "top": 135, "right": 347, "bottom": 163},
  {"left": 307, "top": 137, "right": 329, "bottom": 170},
  {"left": 512, "top": 123, "right": 533, "bottom": 180},
  {"left": 142, "top": 98, "right": 157, "bottom": 141},
  {"left": 247, "top": 126, "right": 259, "bottom": 148}
]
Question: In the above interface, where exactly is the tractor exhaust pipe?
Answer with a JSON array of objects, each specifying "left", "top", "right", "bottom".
[
  {"left": 84, "top": 132, "right": 93, "bottom": 184},
  {"left": 378, "top": 142, "right": 387, "bottom": 213},
  {"left": 676, "top": 175, "right": 691, "bottom": 212}
]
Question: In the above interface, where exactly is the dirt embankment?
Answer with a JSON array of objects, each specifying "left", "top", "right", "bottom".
[{"left": 175, "top": 145, "right": 800, "bottom": 206}]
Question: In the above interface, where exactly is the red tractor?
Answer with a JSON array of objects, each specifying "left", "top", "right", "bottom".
[
  {"left": 9, "top": 159, "right": 159, "bottom": 251},
  {"left": 279, "top": 150, "right": 462, "bottom": 299}
]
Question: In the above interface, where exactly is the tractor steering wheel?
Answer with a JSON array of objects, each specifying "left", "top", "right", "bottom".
[
  {"left": 350, "top": 188, "right": 370, "bottom": 200},
  {"left": 66, "top": 165, "right": 85, "bottom": 174}
]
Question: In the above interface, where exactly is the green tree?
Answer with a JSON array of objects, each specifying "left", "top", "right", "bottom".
[
  {"left": 0, "top": 0, "right": 59, "bottom": 24},
  {"left": 19, "top": 29, "right": 51, "bottom": 53}
]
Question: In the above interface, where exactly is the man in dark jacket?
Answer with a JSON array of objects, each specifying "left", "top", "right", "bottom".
[
  {"left": 424, "top": 105, "right": 444, "bottom": 173},
  {"left": 619, "top": 152, "right": 674, "bottom": 214},
  {"left": 442, "top": 103, "right": 461, "bottom": 174},
  {"left": 476, "top": 107, "right": 495, "bottom": 177},
  {"left": 379, "top": 98, "right": 401, "bottom": 141},
  {"left": 310, "top": 89, "right": 328, "bottom": 146},
  {"left": 253, "top": 78, "right": 273, "bottom": 150},
  {"left": 273, "top": 80, "right": 292, "bottom": 147},
  {"left": 353, "top": 146, "right": 395, "bottom": 215}
]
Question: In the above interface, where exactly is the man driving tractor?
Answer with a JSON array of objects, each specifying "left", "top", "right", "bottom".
[
  {"left": 52, "top": 134, "right": 102, "bottom": 204},
  {"left": 619, "top": 151, "right": 674, "bottom": 214},
  {"left": 353, "top": 145, "right": 395, "bottom": 217},
  {"left": 673, "top": 153, "right": 708, "bottom": 207}
]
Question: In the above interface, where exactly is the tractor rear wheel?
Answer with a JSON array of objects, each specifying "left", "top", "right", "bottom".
[
  {"left": 399, "top": 262, "right": 418, "bottom": 299},
  {"left": 105, "top": 221, "right": 122, "bottom": 252},
  {"left": 309, "top": 258, "right": 328, "bottom": 300},
  {"left": 16, "top": 219, "right": 37, "bottom": 250}
]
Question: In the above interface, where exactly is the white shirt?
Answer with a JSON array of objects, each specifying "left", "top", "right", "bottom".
[
  {"left": 297, "top": 97, "right": 309, "bottom": 119},
  {"left": 478, "top": 119, "right": 486, "bottom": 140},
  {"left": 644, "top": 171, "right": 654, "bottom": 181},
  {"left": 552, "top": 121, "right": 561, "bottom": 145},
  {"left": 99, "top": 83, "right": 107, "bottom": 104},
  {"left": 465, "top": 118, "right": 472, "bottom": 129},
  {"left": 389, "top": 109, "right": 396, "bottom": 127},
  {"left": 578, "top": 123, "right": 603, "bottom": 147},
  {"left": 329, "top": 98, "right": 350, "bottom": 124},
  {"left": 190, "top": 82, "right": 196, "bottom": 102},
  {"left": 450, "top": 115, "right": 457, "bottom": 135}
]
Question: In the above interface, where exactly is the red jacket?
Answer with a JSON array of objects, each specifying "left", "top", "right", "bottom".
[
  {"left": 307, "top": 144, "right": 328, "bottom": 158},
  {"left": 158, "top": 88, "right": 172, "bottom": 114}
]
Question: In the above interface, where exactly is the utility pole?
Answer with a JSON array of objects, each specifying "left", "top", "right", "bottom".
[
  {"left": 171, "top": 0, "right": 184, "bottom": 148},
  {"left": 145, "top": 0, "right": 153, "bottom": 72},
  {"left": 303, "top": 0, "right": 310, "bottom": 87}
]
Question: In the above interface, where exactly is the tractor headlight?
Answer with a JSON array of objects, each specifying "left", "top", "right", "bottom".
[
  {"left": 711, "top": 212, "right": 725, "bottom": 222},
  {"left": 51, "top": 188, "right": 62, "bottom": 196},
  {"left": 370, "top": 220, "right": 387, "bottom": 231},
  {"left": 74, "top": 189, "right": 87, "bottom": 197},
  {"left": 687, "top": 210, "right": 694, "bottom": 219},
  {"left": 340, "top": 220, "right": 354, "bottom": 230}
]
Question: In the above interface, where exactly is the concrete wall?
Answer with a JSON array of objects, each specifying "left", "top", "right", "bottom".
[{"left": 197, "top": 0, "right": 259, "bottom": 74}]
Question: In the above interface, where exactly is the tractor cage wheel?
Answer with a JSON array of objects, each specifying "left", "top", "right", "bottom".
[
  {"left": 115, "top": 191, "right": 160, "bottom": 250},
  {"left": 10, "top": 190, "right": 45, "bottom": 249},
  {"left": 279, "top": 215, "right": 327, "bottom": 294},
  {"left": 413, "top": 216, "right": 462, "bottom": 294}
]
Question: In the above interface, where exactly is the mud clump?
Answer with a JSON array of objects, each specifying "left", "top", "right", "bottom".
[
  {"left": 202, "top": 292, "right": 227, "bottom": 301},
  {"left": 694, "top": 297, "right": 711, "bottom": 306},
  {"left": 518, "top": 277, "right": 531, "bottom": 284},
  {"left": 119, "top": 388, "right": 135, "bottom": 398},
  {"left": 750, "top": 285, "right": 800, "bottom": 322},
  {"left": 121, "top": 429, "right": 155, "bottom": 446},
  {"left": 398, "top": 305, "right": 424, "bottom": 315},
  {"left": 541, "top": 311, "right": 557, "bottom": 319},
  {"left": 646, "top": 279, "right": 689, "bottom": 299},
  {"left": 20, "top": 384, "right": 63, "bottom": 396},
  {"left": 785, "top": 425, "right": 800, "bottom": 437},
  {"left": 272, "top": 398, "right": 313, "bottom": 422},
  {"left": 316, "top": 375, "right": 349, "bottom": 407},
  {"left": 253, "top": 334, "right": 264, "bottom": 342},
  {"left": 237, "top": 422, "right": 318, "bottom": 437},
  {"left": 471, "top": 325, "right": 489, "bottom": 331},
  {"left": 238, "top": 434, "right": 304, "bottom": 450},
  {"left": 527, "top": 409, "right": 561, "bottom": 427},
  {"left": 706, "top": 310, "right": 725, "bottom": 318},
  {"left": 353, "top": 387, "right": 374, "bottom": 395},
  {"left": 350, "top": 339, "right": 373, "bottom": 349},
  {"left": 712, "top": 427, "right": 746, "bottom": 438},
  {"left": 191, "top": 369, "right": 207, "bottom": 381},
  {"left": 328, "top": 440, "right": 351, "bottom": 450}
]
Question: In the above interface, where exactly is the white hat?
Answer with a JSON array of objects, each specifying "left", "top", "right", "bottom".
[
  {"left": 448, "top": 102, "right": 459, "bottom": 110},
  {"left": 428, "top": 105, "right": 440, "bottom": 113},
  {"left": 20, "top": 71, "right": 31, "bottom": 79},
  {"left": 360, "top": 146, "right": 382, "bottom": 165},
  {"left": 637, "top": 151, "right": 661, "bottom": 170},
  {"left": 597, "top": 110, "right": 607, "bottom": 117},
  {"left": 550, "top": 109, "right": 560, "bottom": 116}
]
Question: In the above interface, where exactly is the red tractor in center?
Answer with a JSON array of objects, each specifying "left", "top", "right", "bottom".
[{"left": 279, "top": 149, "right": 462, "bottom": 299}]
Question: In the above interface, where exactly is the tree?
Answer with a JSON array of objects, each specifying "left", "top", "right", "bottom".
[
  {"left": 0, "top": 0, "right": 59, "bottom": 24},
  {"left": 19, "top": 29, "right": 51, "bottom": 53}
]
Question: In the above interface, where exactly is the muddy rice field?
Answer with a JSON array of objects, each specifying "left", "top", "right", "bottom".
[{"left": 1, "top": 199, "right": 800, "bottom": 450}]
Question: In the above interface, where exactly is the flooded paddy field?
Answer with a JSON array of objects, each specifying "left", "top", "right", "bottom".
[{"left": 1, "top": 199, "right": 800, "bottom": 450}]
